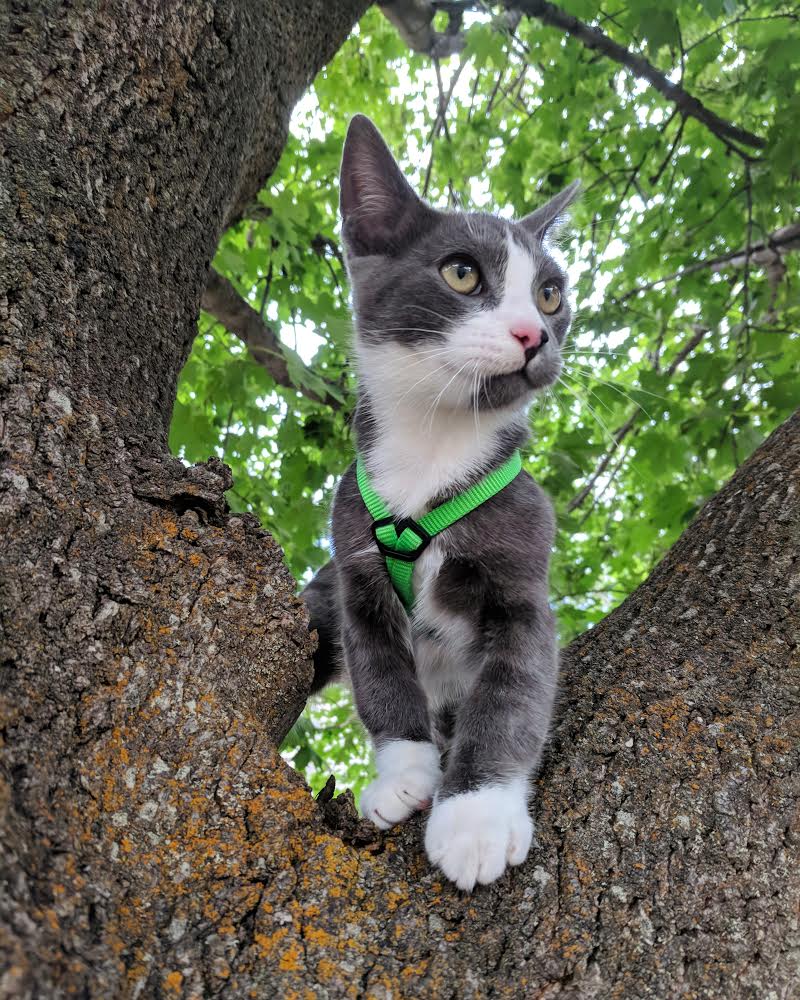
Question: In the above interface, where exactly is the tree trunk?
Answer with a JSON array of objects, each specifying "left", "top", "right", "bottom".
[
  {"left": 0, "top": 2, "right": 369, "bottom": 996},
  {"left": 1, "top": 3, "right": 798, "bottom": 998}
]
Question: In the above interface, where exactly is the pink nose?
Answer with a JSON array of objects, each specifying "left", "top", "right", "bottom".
[{"left": 511, "top": 326, "right": 544, "bottom": 351}]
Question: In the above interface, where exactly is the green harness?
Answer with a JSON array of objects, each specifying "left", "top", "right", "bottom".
[{"left": 356, "top": 450, "right": 522, "bottom": 611}]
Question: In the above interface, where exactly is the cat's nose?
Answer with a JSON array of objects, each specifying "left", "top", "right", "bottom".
[{"left": 511, "top": 326, "right": 549, "bottom": 353}]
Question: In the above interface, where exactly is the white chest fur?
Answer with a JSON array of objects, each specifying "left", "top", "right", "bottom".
[
  {"left": 410, "top": 542, "right": 480, "bottom": 713},
  {"left": 368, "top": 406, "right": 512, "bottom": 519},
  {"left": 357, "top": 343, "right": 525, "bottom": 520}
]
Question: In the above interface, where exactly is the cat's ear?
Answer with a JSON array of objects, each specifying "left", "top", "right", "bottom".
[
  {"left": 518, "top": 180, "right": 581, "bottom": 241},
  {"left": 340, "top": 114, "right": 430, "bottom": 256}
]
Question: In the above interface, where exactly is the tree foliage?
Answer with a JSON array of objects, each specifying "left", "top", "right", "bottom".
[{"left": 170, "top": 1, "right": 799, "bottom": 795}]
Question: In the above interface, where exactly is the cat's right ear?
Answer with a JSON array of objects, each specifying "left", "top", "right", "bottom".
[
  {"left": 518, "top": 180, "right": 581, "bottom": 242},
  {"left": 340, "top": 115, "right": 430, "bottom": 257}
]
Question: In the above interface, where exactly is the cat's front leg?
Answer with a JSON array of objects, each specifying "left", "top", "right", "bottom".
[
  {"left": 337, "top": 553, "right": 440, "bottom": 830},
  {"left": 424, "top": 582, "right": 558, "bottom": 890}
]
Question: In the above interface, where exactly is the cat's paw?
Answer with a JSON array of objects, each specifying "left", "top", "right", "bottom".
[
  {"left": 360, "top": 740, "right": 441, "bottom": 830},
  {"left": 424, "top": 780, "right": 532, "bottom": 891}
]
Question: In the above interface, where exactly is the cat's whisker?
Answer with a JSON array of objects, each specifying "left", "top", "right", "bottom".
[
  {"left": 546, "top": 383, "right": 567, "bottom": 421},
  {"left": 559, "top": 369, "right": 616, "bottom": 417},
  {"left": 354, "top": 350, "right": 459, "bottom": 399},
  {"left": 383, "top": 349, "right": 460, "bottom": 374},
  {"left": 482, "top": 371, "right": 498, "bottom": 421},
  {"left": 562, "top": 365, "right": 661, "bottom": 419},
  {"left": 360, "top": 327, "right": 450, "bottom": 338},
  {"left": 573, "top": 376, "right": 663, "bottom": 423},
  {"left": 391, "top": 364, "right": 456, "bottom": 415},
  {"left": 388, "top": 361, "right": 456, "bottom": 415},
  {"left": 537, "top": 384, "right": 554, "bottom": 421},
  {"left": 556, "top": 375, "right": 617, "bottom": 450},
  {"left": 355, "top": 342, "right": 455, "bottom": 361},
  {"left": 405, "top": 304, "right": 465, "bottom": 326},
  {"left": 422, "top": 359, "right": 475, "bottom": 433},
  {"left": 471, "top": 363, "right": 482, "bottom": 448},
  {"left": 566, "top": 350, "right": 633, "bottom": 360},
  {"left": 566, "top": 365, "right": 668, "bottom": 404},
  {"left": 424, "top": 359, "right": 476, "bottom": 431}
]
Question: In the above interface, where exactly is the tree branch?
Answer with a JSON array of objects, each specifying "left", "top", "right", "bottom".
[
  {"left": 614, "top": 221, "right": 800, "bottom": 304},
  {"left": 382, "top": 1, "right": 766, "bottom": 153},
  {"left": 713, "top": 221, "right": 800, "bottom": 271},
  {"left": 566, "top": 412, "right": 637, "bottom": 513},
  {"left": 508, "top": 0, "right": 766, "bottom": 151},
  {"left": 421, "top": 54, "right": 467, "bottom": 198},
  {"left": 378, "top": 0, "right": 466, "bottom": 56},
  {"left": 200, "top": 268, "right": 343, "bottom": 410}
]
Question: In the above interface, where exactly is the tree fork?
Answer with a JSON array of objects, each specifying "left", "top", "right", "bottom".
[{"left": 1, "top": 2, "right": 798, "bottom": 998}]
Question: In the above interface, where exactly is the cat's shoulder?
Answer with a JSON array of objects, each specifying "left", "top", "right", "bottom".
[
  {"left": 330, "top": 460, "right": 371, "bottom": 548},
  {"left": 498, "top": 466, "right": 555, "bottom": 521},
  {"left": 462, "top": 465, "right": 556, "bottom": 554}
]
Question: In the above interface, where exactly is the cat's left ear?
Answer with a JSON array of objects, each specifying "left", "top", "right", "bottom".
[{"left": 518, "top": 180, "right": 581, "bottom": 241}]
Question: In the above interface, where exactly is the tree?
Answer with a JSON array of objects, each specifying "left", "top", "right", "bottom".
[{"left": 1, "top": 1, "right": 797, "bottom": 997}]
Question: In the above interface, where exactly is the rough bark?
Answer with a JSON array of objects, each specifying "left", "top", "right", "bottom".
[
  {"left": 1, "top": 2, "right": 798, "bottom": 998},
  {"left": 0, "top": 1, "right": 368, "bottom": 996}
]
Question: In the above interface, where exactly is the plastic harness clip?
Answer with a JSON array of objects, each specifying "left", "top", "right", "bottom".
[{"left": 370, "top": 517, "right": 432, "bottom": 562}]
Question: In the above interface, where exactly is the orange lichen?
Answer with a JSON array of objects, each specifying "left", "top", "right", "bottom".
[
  {"left": 163, "top": 970, "right": 183, "bottom": 994},
  {"left": 278, "top": 940, "right": 303, "bottom": 972},
  {"left": 385, "top": 887, "right": 409, "bottom": 911},
  {"left": 302, "top": 925, "right": 337, "bottom": 949},
  {"left": 254, "top": 928, "right": 289, "bottom": 958}
]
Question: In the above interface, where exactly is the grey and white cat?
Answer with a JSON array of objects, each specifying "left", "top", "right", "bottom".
[{"left": 303, "top": 115, "right": 578, "bottom": 891}]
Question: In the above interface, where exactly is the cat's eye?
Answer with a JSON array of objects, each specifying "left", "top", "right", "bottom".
[
  {"left": 537, "top": 282, "right": 562, "bottom": 314},
  {"left": 440, "top": 257, "right": 481, "bottom": 295}
]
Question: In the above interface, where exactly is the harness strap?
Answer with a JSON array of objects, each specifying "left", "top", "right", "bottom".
[{"left": 356, "top": 450, "right": 522, "bottom": 610}]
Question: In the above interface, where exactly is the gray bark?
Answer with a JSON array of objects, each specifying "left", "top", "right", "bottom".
[
  {"left": 0, "top": 1, "right": 368, "bottom": 996},
  {"left": 1, "top": 2, "right": 798, "bottom": 998}
]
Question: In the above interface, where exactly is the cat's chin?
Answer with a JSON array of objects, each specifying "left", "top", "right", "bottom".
[
  {"left": 523, "top": 365, "right": 560, "bottom": 391},
  {"left": 474, "top": 370, "right": 541, "bottom": 410},
  {"left": 473, "top": 358, "right": 559, "bottom": 408}
]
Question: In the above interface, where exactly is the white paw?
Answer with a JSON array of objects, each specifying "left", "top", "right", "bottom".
[
  {"left": 360, "top": 740, "right": 441, "bottom": 830},
  {"left": 424, "top": 780, "right": 533, "bottom": 891}
]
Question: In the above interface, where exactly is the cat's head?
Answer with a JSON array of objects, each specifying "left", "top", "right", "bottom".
[{"left": 339, "top": 114, "right": 578, "bottom": 414}]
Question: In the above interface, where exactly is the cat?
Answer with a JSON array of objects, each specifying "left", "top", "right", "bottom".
[{"left": 302, "top": 114, "right": 578, "bottom": 891}]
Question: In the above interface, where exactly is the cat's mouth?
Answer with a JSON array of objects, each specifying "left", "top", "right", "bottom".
[{"left": 518, "top": 358, "right": 545, "bottom": 384}]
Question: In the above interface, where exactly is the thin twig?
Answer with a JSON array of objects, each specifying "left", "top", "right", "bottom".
[
  {"left": 566, "top": 413, "right": 637, "bottom": 513},
  {"left": 577, "top": 443, "right": 631, "bottom": 527},
  {"left": 566, "top": 326, "right": 710, "bottom": 512},
  {"left": 201, "top": 268, "right": 342, "bottom": 409},
  {"left": 649, "top": 115, "right": 686, "bottom": 189},
  {"left": 509, "top": 0, "right": 765, "bottom": 151},
  {"left": 220, "top": 403, "right": 235, "bottom": 460},
  {"left": 422, "top": 54, "right": 467, "bottom": 197}
]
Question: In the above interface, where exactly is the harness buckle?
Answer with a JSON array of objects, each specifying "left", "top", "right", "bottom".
[{"left": 371, "top": 516, "right": 432, "bottom": 562}]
